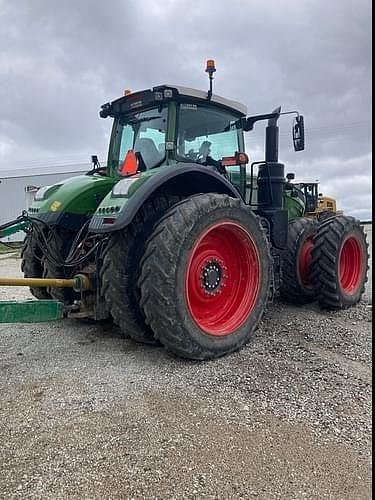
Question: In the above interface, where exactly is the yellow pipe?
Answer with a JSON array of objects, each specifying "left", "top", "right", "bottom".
[
  {"left": 0, "top": 277, "right": 76, "bottom": 287},
  {"left": 0, "top": 274, "right": 90, "bottom": 291}
]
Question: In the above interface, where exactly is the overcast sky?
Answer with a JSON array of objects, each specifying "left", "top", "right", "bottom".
[{"left": 0, "top": 0, "right": 372, "bottom": 218}]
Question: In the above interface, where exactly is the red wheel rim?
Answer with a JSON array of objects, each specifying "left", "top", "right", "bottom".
[
  {"left": 339, "top": 236, "right": 363, "bottom": 294},
  {"left": 185, "top": 222, "right": 261, "bottom": 336},
  {"left": 299, "top": 237, "right": 314, "bottom": 287}
]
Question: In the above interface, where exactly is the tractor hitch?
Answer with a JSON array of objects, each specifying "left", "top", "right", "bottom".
[
  {"left": 0, "top": 274, "right": 91, "bottom": 292},
  {"left": 0, "top": 274, "right": 92, "bottom": 323}
]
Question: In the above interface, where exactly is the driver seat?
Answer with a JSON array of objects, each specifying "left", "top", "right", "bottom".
[{"left": 134, "top": 138, "right": 162, "bottom": 170}]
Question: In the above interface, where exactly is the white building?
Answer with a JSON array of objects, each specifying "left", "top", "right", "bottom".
[{"left": 0, "top": 164, "right": 91, "bottom": 241}]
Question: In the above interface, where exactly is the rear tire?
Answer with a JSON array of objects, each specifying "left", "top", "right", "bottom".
[
  {"left": 139, "top": 194, "right": 272, "bottom": 360},
  {"left": 101, "top": 195, "right": 181, "bottom": 344},
  {"left": 280, "top": 218, "right": 318, "bottom": 304},
  {"left": 21, "top": 231, "right": 51, "bottom": 300},
  {"left": 311, "top": 216, "right": 369, "bottom": 309},
  {"left": 318, "top": 211, "right": 335, "bottom": 222}
]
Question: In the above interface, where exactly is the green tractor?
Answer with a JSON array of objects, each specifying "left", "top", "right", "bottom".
[{"left": 6, "top": 61, "right": 369, "bottom": 359}]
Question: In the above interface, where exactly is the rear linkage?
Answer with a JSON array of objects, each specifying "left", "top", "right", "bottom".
[{"left": 0, "top": 213, "right": 104, "bottom": 322}]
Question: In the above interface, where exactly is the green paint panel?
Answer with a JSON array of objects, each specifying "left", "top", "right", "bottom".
[
  {"left": 283, "top": 191, "right": 305, "bottom": 220},
  {"left": 0, "top": 300, "right": 64, "bottom": 323},
  {"left": 30, "top": 175, "right": 116, "bottom": 216}
]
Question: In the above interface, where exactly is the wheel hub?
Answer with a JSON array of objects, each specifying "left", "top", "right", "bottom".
[{"left": 201, "top": 260, "right": 226, "bottom": 294}]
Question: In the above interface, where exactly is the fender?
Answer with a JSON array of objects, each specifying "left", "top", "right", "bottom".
[{"left": 89, "top": 164, "right": 242, "bottom": 234}]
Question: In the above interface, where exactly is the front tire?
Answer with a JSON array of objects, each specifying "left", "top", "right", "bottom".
[
  {"left": 21, "top": 231, "right": 51, "bottom": 299},
  {"left": 101, "top": 195, "right": 181, "bottom": 344},
  {"left": 43, "top": 228, "right": 78, "bottom": 304},
  {"left": 311, "top": 216, "right": 369, "bottom": 309},
  {"left": 139, "top": 194, "right": 272, "bottom": 360}
]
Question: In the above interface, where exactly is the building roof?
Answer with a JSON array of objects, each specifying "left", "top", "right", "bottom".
[{"left": 0, "top": 163, "right": 91, "bottom": 180}]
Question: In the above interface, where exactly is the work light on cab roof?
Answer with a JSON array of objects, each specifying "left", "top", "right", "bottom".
[{"left": 205, "top": 59, "right": 216, "bottom": 100}]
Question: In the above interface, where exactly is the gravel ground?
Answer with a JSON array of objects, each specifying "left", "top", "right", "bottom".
[{"left": 0, "top": 256, "right": 372, "bottom": 499}]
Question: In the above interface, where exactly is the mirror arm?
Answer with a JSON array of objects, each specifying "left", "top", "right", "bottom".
[
  {"left": 280, "top": 110, "right": 300, "bottom": 118},
  {"left": 237, "top": 109, "right": 305, "bottom": 153},
  {"left": 241, "top": 110, "right": 281, "bottom": 131},
  {"left": 240, "top": 109, "right": 301, "bottom": 131}
]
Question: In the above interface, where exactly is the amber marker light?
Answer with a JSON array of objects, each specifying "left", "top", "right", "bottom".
[{"left": 205, "top": 59, "right": 216, "bottom": 73}]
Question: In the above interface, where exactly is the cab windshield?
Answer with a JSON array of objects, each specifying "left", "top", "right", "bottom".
[
  {"left": 177, "top": 104, "right": 241, "bottom": 164},
  {"left": 117, "top": 107, "right": 167, "bottom": 171}
]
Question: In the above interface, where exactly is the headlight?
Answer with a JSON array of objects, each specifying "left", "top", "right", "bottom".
[
  {"left": 34, "top": 185, "right": 52, "bottom": 201},
  {"left": 34, "top": 184, "right": 62, "bottom": 201},
  {"left": 112, "top": 177, "right": 139, "bottom": 196}
]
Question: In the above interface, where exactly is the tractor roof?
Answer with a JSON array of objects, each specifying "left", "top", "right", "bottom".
[
  {"left": 162, "top": 85, "right": 247, "bottom": 115},
  {"left": 100, "top": 85, "right": 247, "bottom": 118}
]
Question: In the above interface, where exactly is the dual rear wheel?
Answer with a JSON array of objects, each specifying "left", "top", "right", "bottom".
[
  {"left": 102, "top": 194, "right": 272, "bottom": 360},
  {"left": 281, "top": 216, "right": 369, "bottom": 309}
]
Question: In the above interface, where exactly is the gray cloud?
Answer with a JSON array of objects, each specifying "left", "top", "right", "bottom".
[{"left": 0, "top": 0, "right": 372, "bottom": 218}]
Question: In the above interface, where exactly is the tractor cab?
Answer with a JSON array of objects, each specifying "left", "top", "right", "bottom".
[
  {"left": 295, "top": 182, "right": 319, "bottom": 213},
  {"left": 101, "top": 84, "right": 247, "bottom": 182},
  {"left": 99, "top": 60, "right": 305, "bottom": 212}
]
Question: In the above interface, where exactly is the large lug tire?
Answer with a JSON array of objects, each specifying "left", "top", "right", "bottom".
[
  {"left": 280, "top": 217, "right": 318, "bottom": 304},
  {"left": 139, "top": 194, "right": 272, "bottom": 360},
  {"left": 318, "top": 211, "right": 335, "bottom": 222},
  {"left": 311, "top": 216, "right": 369, "bottom": 309},
  {"left": 21, "top": 231, "right": 51, "bottom": 300},
  {"left": 101, "top": 195, "right": 181, "bottom": 345},
  {"left": 43, "top": 228, "right": 78, "bottom": 304}
]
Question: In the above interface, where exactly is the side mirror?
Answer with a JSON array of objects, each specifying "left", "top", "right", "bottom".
[{"left": 293, "top": 115, "right": 305, "bottom": 152}]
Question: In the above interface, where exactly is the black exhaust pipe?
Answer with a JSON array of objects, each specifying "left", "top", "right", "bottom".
[
  {"left": 257, "top": 107, "right": 284, "bottom": 211},
  {"left": 257, "top": 107, "right": 288, "bottom": 249},
  {"left": 265, "top": 107, "right": 280, "bottom": 163}
]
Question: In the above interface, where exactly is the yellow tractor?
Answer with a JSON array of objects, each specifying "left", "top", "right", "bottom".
[{"left": 316, "top": 192, "right": 343, "bottom": 218}]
